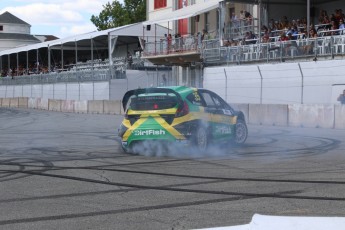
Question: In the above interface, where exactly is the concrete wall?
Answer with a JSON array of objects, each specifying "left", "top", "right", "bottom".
[
  {"left": 2, "top": 97, "right": 345, "bottom": 130},
  {"left": 232, "top": 103, "right": 344, "bottom": 130},
  {"left": 1, "top": 97, "right": 122, "bottom": 115},
  {"left": 204, "top": 60, "right": 345, "bottom": 105},
  {"left": 0, "top": 82, "right": 110, "bottom": 101}
]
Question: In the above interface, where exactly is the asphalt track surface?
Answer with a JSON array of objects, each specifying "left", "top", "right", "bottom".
[{"left": 1, "top": 108, "right": 345, "bottom": 230}]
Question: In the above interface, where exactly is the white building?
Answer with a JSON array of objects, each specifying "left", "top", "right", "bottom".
[{"left": 0, "top": 11, "right": 41, "bottom": 51}]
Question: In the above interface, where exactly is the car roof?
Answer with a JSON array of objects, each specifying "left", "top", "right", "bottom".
[{"left": 158, "top": 86, "right": 196, "bottom": 98}]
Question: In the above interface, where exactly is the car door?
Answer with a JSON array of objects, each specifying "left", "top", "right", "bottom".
[{"left": 199, "top": 90, "right": 235, "bottom": 142}]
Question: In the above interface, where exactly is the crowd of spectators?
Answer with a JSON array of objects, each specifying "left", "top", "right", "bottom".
[
  {"left": 224, "top": 8, "right": 345, "bottom": 47},
  {"left": 0, "top": 63, "right": 49, "bottom": 78}
]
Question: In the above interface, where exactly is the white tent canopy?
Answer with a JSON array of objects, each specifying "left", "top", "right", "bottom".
[
  {"left": 0, "top": 22, "right": 159, "bottom": 56},
  {"left": 0, "top": 40, "right": 51, "bottom": 55},
  {"left": 143, "top": 0, "right": 221, "bottom": 26}
]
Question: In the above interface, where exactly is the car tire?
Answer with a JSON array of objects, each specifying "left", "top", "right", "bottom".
[
  {"left": 234, "top": 119, "right": 248, "bottom": 144},
  {"left": 195, "top": 126, "right": 209, "bottom": 151}
]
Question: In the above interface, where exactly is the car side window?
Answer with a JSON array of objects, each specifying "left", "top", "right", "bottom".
[
  {"left": 212, "top": 95, "right": 222, "bottom": 107},
  {"left": 210, "top": 93, "right": 234, "bottom": 115},
  {"left": 201, "top": 92, "right": 216, "bottom": 107}
]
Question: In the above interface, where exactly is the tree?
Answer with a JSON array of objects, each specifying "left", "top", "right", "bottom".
[{"left": 91, "top": 0, "right": 146, "bottom": 31}]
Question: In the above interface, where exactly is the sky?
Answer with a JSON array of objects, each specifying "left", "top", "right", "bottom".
[{"left": 0, "top": 0, "right": 124, "bottom": 39}]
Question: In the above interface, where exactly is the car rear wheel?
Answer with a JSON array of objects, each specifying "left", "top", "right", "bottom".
[
  {"left": 234, "top": 119, "right": 248, "bottom": 144},
  {"left": 195, "top": 126, "right": 208, "bottom": 151}
]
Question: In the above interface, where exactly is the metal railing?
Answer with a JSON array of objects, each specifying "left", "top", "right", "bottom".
[
  {"left": 0, "top": 68, "right": 116, "bottom": 85},
  {"left": 224, "top": 18, "right": 259, "bottom": 40},
  {"left": 203, "top": 34, "right": 345, "bottom": 65},
  {"left": 143, "top": 34, "right": 202, "bottom": 57}
]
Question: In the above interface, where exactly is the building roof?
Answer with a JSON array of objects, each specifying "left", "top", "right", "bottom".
[
  {"left": 144, "top": 0, "right": 221, "bottom": 25},
  {"left": 0, "top": 22, "right": 166, "bottom": 56},
  {"left": 0, "top": 33, "right": 40, "bottom": 42},
  {"left": 34, "top": 35, "right": 60, "bottom": 42},
  {"left": 0, "top": 11, "right": 30, "bottom": 26}
]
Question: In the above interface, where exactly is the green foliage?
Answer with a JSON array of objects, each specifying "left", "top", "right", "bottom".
[{"left": 91, "top": 0, "right": 146, "bottom": 31}]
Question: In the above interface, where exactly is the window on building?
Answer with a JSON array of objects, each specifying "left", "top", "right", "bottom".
[
  {"left": 154, "top": 0, "right": 167, "bottom": 9},
  {"left": 0, "top": 25, "right": 3, "bottom": 31}
]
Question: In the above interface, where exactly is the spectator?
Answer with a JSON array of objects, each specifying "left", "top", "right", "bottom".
[
  {"left": 301, "top": 28, "right": 318, "bottom": 55},
  {"left": 244, "top": 11, "right": 253, "bottom": 25},
  {"left": 244, "top": 31, "right": 256, "bottom": 44},
  {"left": 168, "top": 34, "right": 173, "bottom": 52},
  {"left": 239, "top": 10, "right": 245, "bottom": 20},
  {"left": 339, "top": 19, "right": 345, "bottom": 34},
  {"left": 230, "top": 12, "right": 239, "bottom": 31},
  {"left": 268, "top": 19, "right": 276, "bottom": 30},
  {"left": 318, "top": 9, "right": 328, "bottom": 24},
  {"left": 126, "top": 52, "right": 133, "bottom": 68},
  {"left": 337, "top": 89, "right": 345, "bottom": 104},
  {"left": 201, "top": 29, "right": 209, "bottom": 40},
  {"left": 161, "top": 74, "right": 167, "bottom": 86}
]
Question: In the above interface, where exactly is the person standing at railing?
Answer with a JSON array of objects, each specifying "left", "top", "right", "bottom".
[
  {"left": 337, "top": 89, "right": 345, "bottom": 104},
  {"left": 161, "top": 34, "right": 168, "bottom": 54},
  {"left": 202, "top": 29, "right": 210, "bottom": 41},
  {"left": 239, "top": 10, "right": 245, "bottom": 21},
  {"left": 244, "top": 11, "right": 253, "bottom": 26},
  {"left": 168, "top": 34, "right": 172, "bottom": 53},
  {"left": 230, "top": 12, "right": 239, "bottom": 32},
  {"left": 339, "top": 19, "right": 345, "bottom": 34},
  {"left": 126, "top": 52, "right": 133, "bottom": 69}
]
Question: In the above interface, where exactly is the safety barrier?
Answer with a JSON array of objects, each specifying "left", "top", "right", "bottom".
[
  {"left": 1, "top": 98, "right": 344, "bottom": 129},
  {"left": 233, "top": 103, "right": 345, "bottom": 129}
]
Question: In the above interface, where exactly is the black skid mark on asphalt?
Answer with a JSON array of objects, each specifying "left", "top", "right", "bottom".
[
  {"left": 3, "top": 157, "right": 345, "bottom": 186},
  {"left": 0, "top": 179, "right": 234, "bottom": 204},
  {"left": 0, "top": 157, "right": 54, "bottom": 182},
  {"left": 2, "top": 168, "right": 345, "bottom": 201},
  {"left": 228, "top": 136, "right": 341, "bottom": 158},
  {"left": 0, "top": 188, "right": 338, "bottom": 227}
]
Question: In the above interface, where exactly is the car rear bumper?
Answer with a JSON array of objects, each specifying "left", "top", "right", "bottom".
[{"left": 121, "top": 138, "right": 191, "bottom": 153}]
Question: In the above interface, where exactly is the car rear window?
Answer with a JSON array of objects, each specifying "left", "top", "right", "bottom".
[{"left": 128, "top": 94, "right": 179, "bottom": 110}]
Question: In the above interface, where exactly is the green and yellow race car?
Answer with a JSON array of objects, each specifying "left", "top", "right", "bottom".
[{"left": 118, "top": 86, "right": 247, "bottom": 153}]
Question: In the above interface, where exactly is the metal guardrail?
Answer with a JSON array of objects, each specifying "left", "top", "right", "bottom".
[
  {"left": 143, "top": 34, "right": 202, "bottom": 57},
  {"left": 0, "top": 68, "right": 115, "bottom": 85}
]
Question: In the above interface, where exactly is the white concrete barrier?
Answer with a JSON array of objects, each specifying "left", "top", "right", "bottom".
[
  {"left": 103, "top": 100, "right": 121, "bottom": 114},
  {"left": 61, "top": 100, "right": 75, "bottom": 113},
  {"left": 37, "top": 98, "right": 49, "bottom": 110},
  {"left": 2, "top": 98, "right": 10, "bottom": 107},
  {"left": 288, "top": 104, "right": 334, "bottom": 128},
  {"left": 28, "top": 98, "right": 38, "bottom": 109},
  {"left": 18, "top": 97, "right": 29, "bottom": 108},
  {"left": 249, "top": 104, "right": 288, "bottom": 126},
  {"left": 1, "top": 98, "right": 344, "bottom": 131},
  {"left": 334, "top": 105, "right": 345, "bottom": 129},
  {"left": 88, "top": 100, "right": 104, "bottom": 114},
  {"left": 10, "top": 98, "right": 19, "bottom": 107},
  {"left": 74, "top": 100, "right": 88, "bottom": 113},
  {"left": 48, "top": 99, "right": 62, "bottom": 112}
]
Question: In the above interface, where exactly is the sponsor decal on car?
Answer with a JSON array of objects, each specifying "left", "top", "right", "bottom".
[
  {"left": 133, "top": 129, "right": 166, "bottom": 136},
  {"left": 215, "top": 126, "right": 232, "bottom": 134}
]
